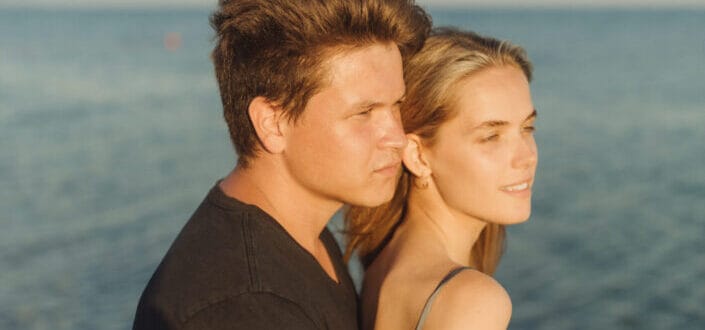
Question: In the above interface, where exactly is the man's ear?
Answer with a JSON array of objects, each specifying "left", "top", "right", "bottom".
[
  {"left": 402, "top": 134, "right": 432, "bottom": 178},
  {"left": 248, "top": 96, "right": 286, "bottom": 154}
]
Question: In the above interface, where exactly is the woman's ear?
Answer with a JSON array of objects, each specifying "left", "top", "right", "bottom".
[
  {"left": 402, "top": 134, "right": 432, "bottom": 178},
  {"left": 248, "top": 96, "right": 286, "bottom": 154}
]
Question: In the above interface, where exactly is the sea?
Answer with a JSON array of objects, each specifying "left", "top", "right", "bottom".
[{"left": 1, "top": 6, "right": 704, "bottom": 330}]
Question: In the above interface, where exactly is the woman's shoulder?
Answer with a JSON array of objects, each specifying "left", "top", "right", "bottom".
[{"left": 422, "top": 268, "right": 512, "bottom": 330}]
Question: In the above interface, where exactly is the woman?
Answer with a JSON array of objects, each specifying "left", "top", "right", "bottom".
[{"left": 345, "top": 28, "right": 538, "bottom": 329}]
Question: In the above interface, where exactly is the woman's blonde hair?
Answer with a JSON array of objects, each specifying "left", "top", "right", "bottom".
[{"left": 344, "top": 28, "right": 532, "bottom": 275}]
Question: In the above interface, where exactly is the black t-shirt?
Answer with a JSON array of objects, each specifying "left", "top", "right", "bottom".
[{"left": 133, "top": 184, "right": 358, "bottom": 329}]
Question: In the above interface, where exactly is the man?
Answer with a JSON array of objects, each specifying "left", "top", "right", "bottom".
[{"left": 133, "top": 0, "right": 430, "bottom": 329}]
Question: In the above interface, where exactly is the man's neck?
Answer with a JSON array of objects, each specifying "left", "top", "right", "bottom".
[{"left": 219, "top": 160, "right": 342, "bottom": 254}]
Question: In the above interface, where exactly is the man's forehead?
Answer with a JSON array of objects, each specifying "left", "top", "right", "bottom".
[{"left": 318, "top": 44, "right": 404, "bottom": 103}]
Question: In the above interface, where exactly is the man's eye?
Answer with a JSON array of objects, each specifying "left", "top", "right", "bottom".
[
  {"left": 356, "top": 109, "right": 372, "bottom": 116},
  {"left": 482, "top": 134, "right": 499, "bottom": 142}
]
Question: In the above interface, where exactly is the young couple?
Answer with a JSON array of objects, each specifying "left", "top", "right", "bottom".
[{"left": 134, "top": 0, "right": 537, "bottom": 329}]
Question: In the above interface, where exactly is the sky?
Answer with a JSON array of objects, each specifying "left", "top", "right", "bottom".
[{"left": 2, "top": 0, "right": 705, "bottom": 9}]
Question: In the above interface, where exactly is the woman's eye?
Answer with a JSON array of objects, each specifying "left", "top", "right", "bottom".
[{"left": 523, "top": 126, "right": 536, "bottom": 133}]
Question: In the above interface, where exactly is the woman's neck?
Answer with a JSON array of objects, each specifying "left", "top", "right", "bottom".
[{"left": 402, "top": 187, "right": 488, "bottom": 267}]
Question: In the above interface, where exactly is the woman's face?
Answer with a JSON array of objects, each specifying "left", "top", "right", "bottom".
[{"left": 426, "top": 65, "right": 538, "bottom": 225}]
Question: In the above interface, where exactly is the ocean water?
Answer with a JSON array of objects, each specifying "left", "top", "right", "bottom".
[{"left": 1, "top": 7, "right": 704, "bottom": 330}]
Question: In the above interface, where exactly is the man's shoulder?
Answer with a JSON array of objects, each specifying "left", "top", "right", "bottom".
[
  {"left": 134, "top": 290, "right": 322, "bottom": 330},
  {"left": 134, "top": 185, "right": 335, "bottom": 327},
  {"left": 166, "top": 184, "right": 297, "bottom": 275}
]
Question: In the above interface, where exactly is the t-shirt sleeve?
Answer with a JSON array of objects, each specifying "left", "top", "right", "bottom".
[{"left": 183, "top": 292, "right": 320, "bottom": 330}]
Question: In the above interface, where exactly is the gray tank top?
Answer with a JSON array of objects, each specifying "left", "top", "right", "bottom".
[{"left": 415, "top": 266, "right": 472, "bottom": 330}]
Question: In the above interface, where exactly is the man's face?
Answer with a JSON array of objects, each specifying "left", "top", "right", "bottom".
[{"left": 281, "top": 42, "right": 406, "bottom": 207}]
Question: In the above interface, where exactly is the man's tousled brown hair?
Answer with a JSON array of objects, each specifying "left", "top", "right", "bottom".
[{"left": 210, "top": 0, "right": 431, "bottom": 166}]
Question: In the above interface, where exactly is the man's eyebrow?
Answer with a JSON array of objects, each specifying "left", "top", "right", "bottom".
[
  {"left": 356, "top": 101, "right": 381, "bottom": 109},
  {"left": 395, "top": 94, "right": 407, "bottom": 105},
  {"left": 355, "top": 93, "right": 407, "bottom": 109}
]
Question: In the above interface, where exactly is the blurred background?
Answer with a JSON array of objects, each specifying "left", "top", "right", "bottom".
[{"left": 1, "top": 0, "right": 704, "bottom": 329}]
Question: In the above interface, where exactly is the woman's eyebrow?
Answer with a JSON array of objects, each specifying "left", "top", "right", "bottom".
[
  {"left": 471, "top": 109, "right": 537, "bottom": 130},
  {"left": 524, "top": 109, "right": 538, "bottom": 121},
  {"left": 474, "top": 120, "right": 509, "bottom": 129}
]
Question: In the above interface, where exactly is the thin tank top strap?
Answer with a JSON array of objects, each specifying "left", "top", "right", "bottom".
[{"left": 415, "top": 266, "right": 472, "bottom": 330}]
